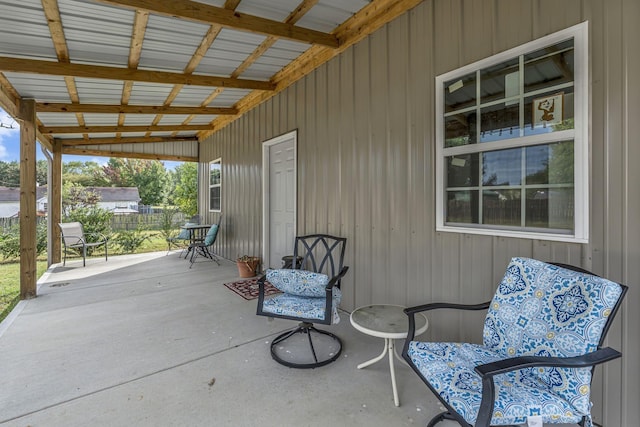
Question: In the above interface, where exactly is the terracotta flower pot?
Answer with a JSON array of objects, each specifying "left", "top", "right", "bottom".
[{"left": 237, "top": 256, "right": 260, "bottom": 278}]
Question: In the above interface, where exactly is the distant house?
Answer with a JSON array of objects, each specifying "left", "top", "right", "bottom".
[
  {"left": 0, "top": 186, "right": 142, "bottom": 218},
  {"left": 0, "top": 186, "right": 48, "bottom": 218},
  {"left": 80, "top": 187, "right": 142, "bottom": 215}
]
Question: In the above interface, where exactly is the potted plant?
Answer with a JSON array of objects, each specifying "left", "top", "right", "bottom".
[{"left": 236, "top": 255, "right": 261, "bottom": 278}]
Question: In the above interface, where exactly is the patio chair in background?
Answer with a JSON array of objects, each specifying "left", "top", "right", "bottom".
[
  {"left": 402, "top": 257, "right": 628, "bottom": 427},
  {"left": 166, "top": 222, "right": 195, "bottom": 257},
  {"left": 188, "top": 215, "right": 222, "bottom": 268},
  {"left": 58, "top": 222, "right": 108, "bottom": 267},
  {"left": 256, "top": 234, "right": 349, "bottom": 368}
]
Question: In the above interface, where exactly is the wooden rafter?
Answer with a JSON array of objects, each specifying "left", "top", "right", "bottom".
[
  {"left": 42, "top": 124, "right": 217, "bottom": 134},
  {"left": 59, "top": 136, "right": 199, "bottom": 146},
  {"left": 163, "top": 0, "right": 244, "bottom": 137},
  {"left": 62, "top": 146, "right": 198, "bottom": 162},
  {"left": 171, "top": 0, "right": 318, "bottom": 137},
  {"left": 145, "top": 23, "right": 226, "bottom": 137},
  {"left": 42, "top": 0, "right": 89, "bottom": 140},
  {"left": 94, "top": 0, "right": 339, "bottom": 48},
  {"left": 199, "top": 0, "right": 424, "bottom": 139},
  {"left": 118, "top": 9, "right": 150, "bottom": 137},
  {"left": 36, "top": 102, "right": 237, "bottom": 115},
  {"left": 0, "top": 57, "right": 276, "bottom": 91}
]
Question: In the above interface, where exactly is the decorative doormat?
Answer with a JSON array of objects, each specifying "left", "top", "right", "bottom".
[{"left": 223, "top": 278, "right": 281, "bottom": 301}]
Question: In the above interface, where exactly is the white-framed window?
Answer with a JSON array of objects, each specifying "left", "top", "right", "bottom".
[
  {"left": 436, "top": 23, "right": 588, "bottom": 243},
  {"left": 209, "top": 158, "right": 221, "bottom": 212}
]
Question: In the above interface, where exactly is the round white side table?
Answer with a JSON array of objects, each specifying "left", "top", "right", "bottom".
[{"left": 350, "top": 304, "right": 429, "bottom": 407}]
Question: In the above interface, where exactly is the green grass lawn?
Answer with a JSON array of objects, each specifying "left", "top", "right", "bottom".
[{"left": 0, "top": 231, "right": 170, "bottom": 322}]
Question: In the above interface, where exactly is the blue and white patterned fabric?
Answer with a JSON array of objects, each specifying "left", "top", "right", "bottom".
[
  {"left": 263, "top": 269, "right": 341, "bottom": 323},
  {"left": 407, "top": 257, "right": 623, "bottom": 426},
  {"left": 266, "top": 269, "right": 330, "bottom": 297}
]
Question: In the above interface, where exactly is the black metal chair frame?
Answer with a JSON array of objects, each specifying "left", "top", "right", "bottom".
[
  {"left": 188, "top": 215, "right": 222, "bottom": 268},
  {"left": 256, "top": 234, "right": 349, "bottom": 368},
  {"left": 59, "top": 222, "right": 108, "bottom": 267},
  {"left": 166, "top": 226, "right": 191, "bottom": 257},
  {"left": 401, "top": 262, "right": 628, "bottom": 427}
]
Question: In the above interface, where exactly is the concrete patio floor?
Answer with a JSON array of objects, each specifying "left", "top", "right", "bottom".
[{"left": 0, "top": 251, "right": 449, "bottom": 427}]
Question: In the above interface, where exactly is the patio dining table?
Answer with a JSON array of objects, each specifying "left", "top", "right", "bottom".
[{"left": 180, "top": 224, "right": 211, "bottom": 260}]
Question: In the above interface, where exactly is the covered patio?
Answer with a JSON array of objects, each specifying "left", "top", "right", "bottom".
[
  {"left": 1, "top": 0, "right": 639, "bottom": 425},
  {"left": 0, "top": 252, "right": 446, "bottom": 426}
]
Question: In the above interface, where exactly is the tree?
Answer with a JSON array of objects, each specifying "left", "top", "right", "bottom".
[
  {"left": 172, "top": 162, "right": 198, "bottom": 216},
  {"left": 0, "top": 160, "right": 47, "bottom": 187},
  {"left": 101, "top": 158, "right": 169, "bottom": 206},
  {"left": 62, "top": 182, "right": 101, "bottom": 217},
  {"left": 63, "top": 161, "right": 107, "bottom": 186}
]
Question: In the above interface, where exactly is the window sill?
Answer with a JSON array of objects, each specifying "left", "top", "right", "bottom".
[{"left": 436, "top": 225, "right": 588, "bottom": 244}]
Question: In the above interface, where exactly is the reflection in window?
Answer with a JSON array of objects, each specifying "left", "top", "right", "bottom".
[
  {"left": 483, "top": 149, "right": 521, "bottom": 186},
  {"left": 444, "top": 72, "right": 476, "bottom": 113},
  {"left": 445, "top": 112, "right": 476, "bottom": 147},
  {"left": 481, "top": 58, "right": 519, "bottom": 104},
  {"left": 444, "top": 144, "right": 574, "bottom": 231},
  {"left": 483, "top": 189, "right": 521, "bottom": 226},
  {"left": 525, "top": 188, "right": 573, "bottom": 229},
  {"left": 447, "top": 154, "right": 479, "bottom": 187}
]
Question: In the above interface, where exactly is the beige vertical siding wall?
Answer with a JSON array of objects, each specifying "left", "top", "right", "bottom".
[{"left": 199, "top": 0, "right": 639, "bottom": 424}]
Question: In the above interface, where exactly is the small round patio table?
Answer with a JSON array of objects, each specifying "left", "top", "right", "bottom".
[{"left": 350, "top": 304, "right": 428, "bottom": 407}]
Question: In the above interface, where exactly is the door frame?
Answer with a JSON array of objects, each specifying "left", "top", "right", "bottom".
[{"left": 262, "top": 130, "right": 297, "bottom": 269}]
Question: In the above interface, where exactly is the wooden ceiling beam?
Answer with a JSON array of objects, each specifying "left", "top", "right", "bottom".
[
  {"left": 42, "top": 124, "right": 215, "bottom": 134},
  {"left": 118, "top": 9, "right": 150, "bottom": 137},
  {"left": 231, "top": 0, "right": 318, "bottom": 79},
  {"left": 62, "top": 146, "right": 198, "bottom": 162},
  {"left": 42, "top": 0, "right": 90, "bottom": 139},
  {"left": 171, "top": 0, "right": 318, "bottom": 138},
  {"left": 199, "top": 0, "right": 423, "bottom": 139},
  {"left": 94, "top": 0, "right": 338, "bottom": 48},
  {"left": 0, "top": 56, "right": 275, "bottom": 91},
  {"left": 59, "top": 136, "right": 198, "bottom": 146},
  {"left": 36, "top": 102, "right": 237, "bottom": 115}
]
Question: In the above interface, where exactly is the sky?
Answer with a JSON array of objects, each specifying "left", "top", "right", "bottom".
[{"left": 0, "top": 107, "right": 180, "bottom": 170}]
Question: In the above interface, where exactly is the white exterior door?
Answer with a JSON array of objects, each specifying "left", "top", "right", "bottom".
[{"left": 263, "top": 131, "right": 296, "bottom": 269}]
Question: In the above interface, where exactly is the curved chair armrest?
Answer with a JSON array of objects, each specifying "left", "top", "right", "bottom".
[
  {"left": 475, "top": 347, "right": 622, "bottom": 378},
  {"left": 403, "top": 301, "right": 490, "bottom": 343},
  {"left": 472, "top": 347, "right": 621, "bottom": 426},
  {"left": 85, "top": 232, "right": 108, "bottom": 243},
  {"left": 325, "top": 266, "right": 350, "bottom": 290},
  {"left": 62, "top": 234, "right": 86, "bottom": 244},
  {"left": 404, "top": 301, "right": 491, "bottom": 315}
]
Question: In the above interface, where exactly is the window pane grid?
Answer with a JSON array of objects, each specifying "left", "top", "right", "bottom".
[{"left": 209, "top": 159, "right": 222, "bottom": 212}]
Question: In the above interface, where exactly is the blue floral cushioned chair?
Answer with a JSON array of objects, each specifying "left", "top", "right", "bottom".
[
  {"left": 256, "top": 234, "right": 348, "bottom": 368},
  {"left": 402, "top": 257, "right": 627, "bottom": 427}
]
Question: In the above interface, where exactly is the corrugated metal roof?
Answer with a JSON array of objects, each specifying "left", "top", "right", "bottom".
[
  {"left": 128, "top": 83, "right": 175, "bottom": 105},
  {"left": 0, "top": 0, "right": 399, "bottom": 162},
  {"left": 0, "top": 0, "right": 57, "bottom": 61},
  {"left": 139, "top": 15, "right": 211, "bottom": 72},
  {"left": 2, "top": 73, "right": 71, "bottom": 102}
]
